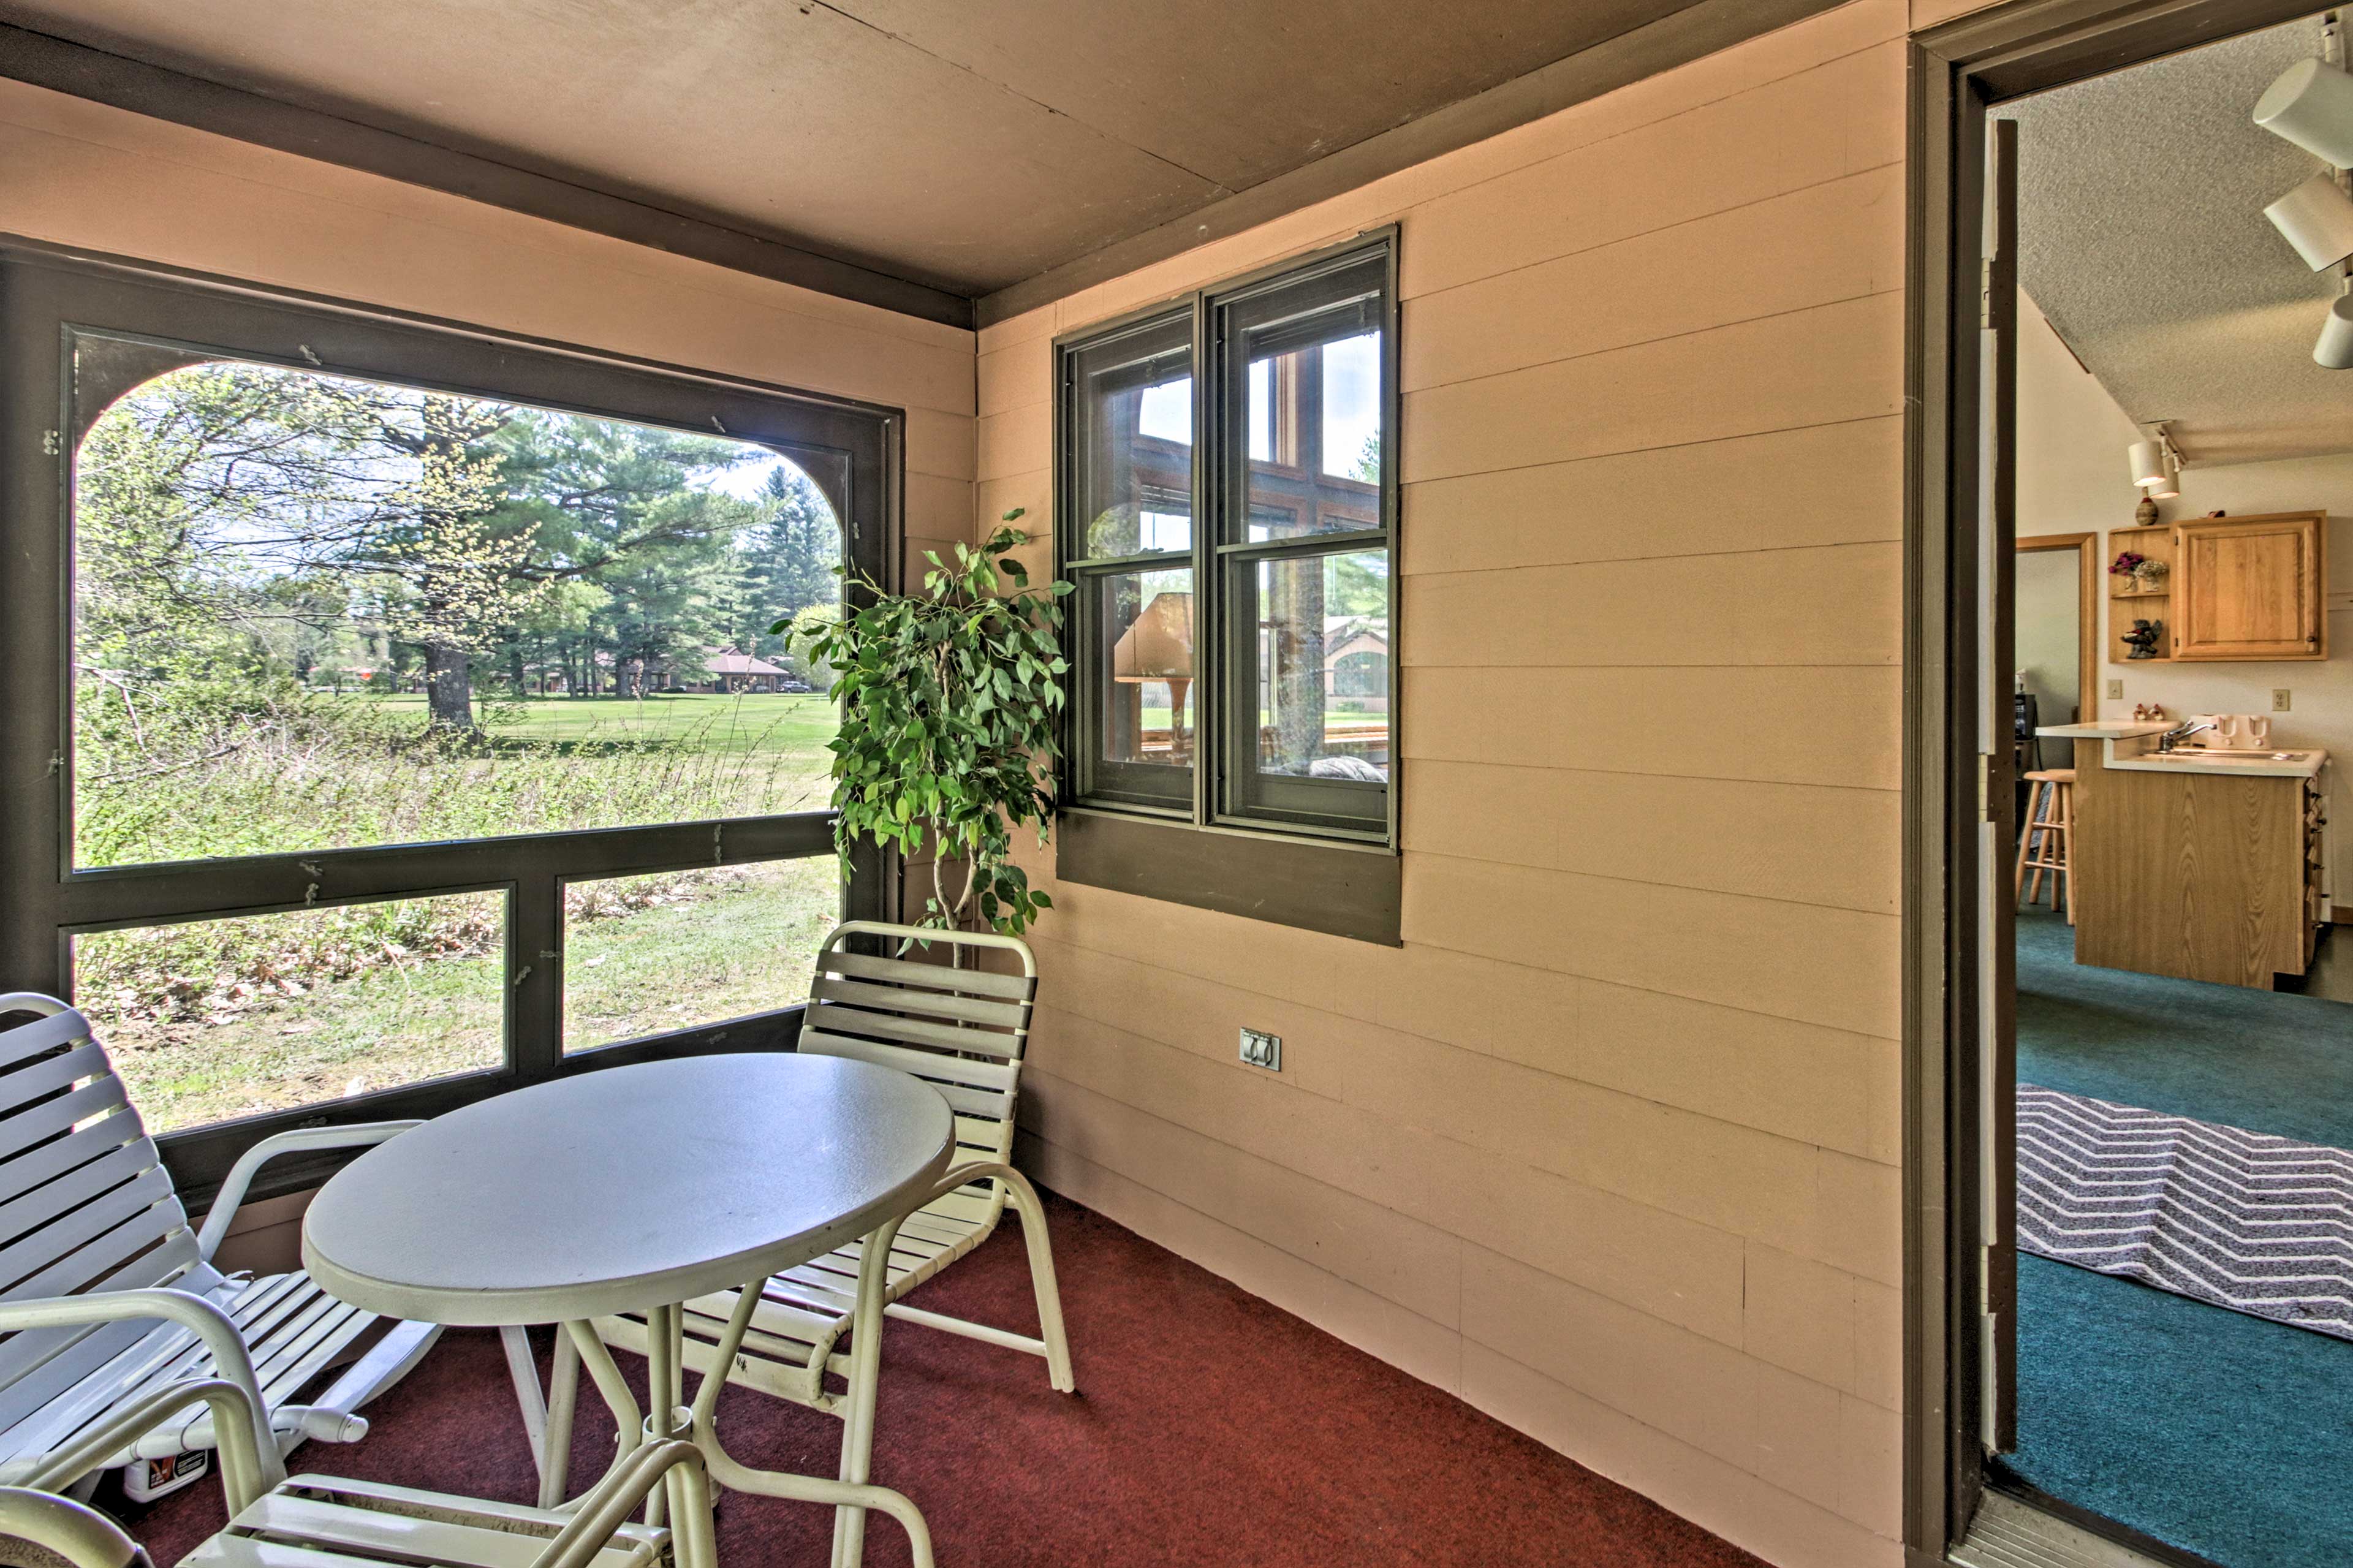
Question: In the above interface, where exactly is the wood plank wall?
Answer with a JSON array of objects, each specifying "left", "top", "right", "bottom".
[{"left": 978, "top": 4, "right": 1919, "bottom": 1562}]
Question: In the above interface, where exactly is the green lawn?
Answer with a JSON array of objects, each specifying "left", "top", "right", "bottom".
[
  {"left": 564, "top": 858, "right": 839, "bottom": 1053},
  {"left": 102, "top": 859, "right": 842, "bottom": 1133},
  {"left": 366, "top": 691, "right": 839, "bottom": 754}
]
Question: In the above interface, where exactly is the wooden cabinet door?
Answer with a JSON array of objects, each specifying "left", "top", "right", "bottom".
[{"left": 2172, "top": 512, "right": 2325, "bottom": 661}]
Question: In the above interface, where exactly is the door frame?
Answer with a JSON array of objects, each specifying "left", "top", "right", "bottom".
[
  {"left": 1901, "top": 1, "right": 2320, "bottom": 1561},
  {"left": 2016, "top": 531, "right": 2100, "bottom": 746}
]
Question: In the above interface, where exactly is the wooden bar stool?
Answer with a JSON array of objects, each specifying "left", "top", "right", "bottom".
[{"left": 2016, "top": 768, "right": 2076, "bottom": 923}]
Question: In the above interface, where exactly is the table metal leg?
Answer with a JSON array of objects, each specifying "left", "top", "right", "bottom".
[
  {"left": 501, "top": 1325, "right": 585, "bottom": 1510},
  {"left": 548, "top": 1231, "right": 934, "bottom": 1568},
  {"left": 542, "top": 1328, "right": 580, "bottom": 1509},
  {"left": 499, "top": 1325, "right": 549, "bottom": 1488},
  {"left": 563, "top": 1321, "right": 645, "bottom": 1475},
  {"left": 646, "top": 1303, "right": 700, "bottom": 1531},
  {"left": 670, "top": 1219, "right": 934, "bottom": 1568}
]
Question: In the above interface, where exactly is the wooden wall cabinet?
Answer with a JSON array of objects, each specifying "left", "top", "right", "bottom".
[{"left": 2170, "top": 510, "right": 2327, "bottom": 662}]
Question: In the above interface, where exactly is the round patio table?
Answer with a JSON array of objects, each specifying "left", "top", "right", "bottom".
[{"left": 302, "top": 1053, "right": 955, "bottom": 1568}]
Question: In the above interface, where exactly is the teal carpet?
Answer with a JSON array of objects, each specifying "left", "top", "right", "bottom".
[{"left": 2012, "top": 911, "right": 2353, "bottom": 1568}]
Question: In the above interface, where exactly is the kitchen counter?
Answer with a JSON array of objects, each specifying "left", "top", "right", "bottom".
[
  {"left": 2036, "top": 721, "right": 2327, "bottom": 781},
  {"left": 2049, "top": 729, "right": 2329, "bottom": 989},
  {"left": 2034, "top": 721, "right": 2171, "bottom": 740}
]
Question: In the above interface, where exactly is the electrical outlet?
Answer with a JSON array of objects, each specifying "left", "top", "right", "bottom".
[
  {"left": 2275, "top": 689, "right": 2294, "bottom": 712},
  {"left": 1239, "top": 1027, "right": 1282, "bottom": 1071},
  {"left": 2106, "top": 679, "right": 2124, "bottom": 702}
]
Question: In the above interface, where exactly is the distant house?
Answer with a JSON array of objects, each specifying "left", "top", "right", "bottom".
[
  {"left": 692, "top": 649, "right": 790, "bottom": 693},
  {"left": 578, "top": 647, "right": 795, "bottom": 694}
]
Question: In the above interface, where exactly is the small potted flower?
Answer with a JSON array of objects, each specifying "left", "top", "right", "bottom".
[{"left": 2110, "top": 550, "right": 2166, "bottom": 592}]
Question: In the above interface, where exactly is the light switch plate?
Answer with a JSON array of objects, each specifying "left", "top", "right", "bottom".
[
  {"left": 2106, "top": 679, "right": 2124, "bottom": 701},
  {"left": 1239, "top": 1028, "right": 1282, "bottom": 1071}
]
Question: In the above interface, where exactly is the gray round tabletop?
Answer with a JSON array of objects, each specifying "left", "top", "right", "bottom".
[{"left": 301, "top": 1054, "right": 955, "bottom": 1325}]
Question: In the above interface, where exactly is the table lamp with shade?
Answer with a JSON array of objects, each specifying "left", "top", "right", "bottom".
[{"left": 1111, "top": 589, "right": 1194, "bottom": 761}]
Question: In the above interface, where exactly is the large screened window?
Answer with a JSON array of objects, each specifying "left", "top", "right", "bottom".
[
  {"left": 1053, "top": 233, "right": 1398, "bottom": 941},
  {"left": 0, "top": 249, "right": 895, "bottom": 1189}
]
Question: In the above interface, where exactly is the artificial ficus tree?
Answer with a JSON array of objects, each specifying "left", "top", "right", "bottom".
[{"left": 780, "top": 510, "right": 1070, "bottom": 938}]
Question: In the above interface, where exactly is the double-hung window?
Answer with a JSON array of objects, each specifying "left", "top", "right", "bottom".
[{"left": 1055, "top": 232, "right": 1398, "bottom": 942}]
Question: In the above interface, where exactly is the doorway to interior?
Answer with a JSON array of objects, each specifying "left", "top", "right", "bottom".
[{"left": 1909, "top": 5, "right": 2353, "bottom": 1568}]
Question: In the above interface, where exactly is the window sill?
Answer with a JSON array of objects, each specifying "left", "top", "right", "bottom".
[{"left": 1055, "top": 807, "right": 1400, "bottom": 945}]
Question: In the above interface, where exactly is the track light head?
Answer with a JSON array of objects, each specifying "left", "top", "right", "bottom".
[
  {"left": 2255, "top": 56, "right": 2353, "bottom": 167},
  {"left": 2265, "top": 173, "right": 2353, "bottom": 270},
  {"left": 2317, "top": 294, "right": 2353, "bottom": 368}
]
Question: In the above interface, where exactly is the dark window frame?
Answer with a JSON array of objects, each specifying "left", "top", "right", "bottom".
[
  {"left": 0, "top": 239, "right": 900, "bottom": 1206},
  {"left": 1050, "top": 230, "right": 1401, "bottom": 944}
]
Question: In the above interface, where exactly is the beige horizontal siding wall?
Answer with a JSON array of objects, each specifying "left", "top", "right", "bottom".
[
  {"left": 0, "top": 79, "right": 976, "bottom": 567},
  {"left": 979, "top": 4, "right": 1909, "bottom": 1564}
]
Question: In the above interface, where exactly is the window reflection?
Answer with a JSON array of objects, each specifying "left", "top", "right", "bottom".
[
  {"left": 1097, "top": 569, "right": 1195, "bottom": 769},
  {"left": 1249, "top": 550, "right": 1389, "bottom": 782},
  {"left": 1241, "top": 326, "right": 1382, "bottom": 541},
  {"left": 1071, "top": 319, "right": 1193, "bottom": 559}
]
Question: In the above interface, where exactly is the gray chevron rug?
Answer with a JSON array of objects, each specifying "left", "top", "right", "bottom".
[{"left": 2017, "top": 1085, "right": 2353, "bottom": 1342}]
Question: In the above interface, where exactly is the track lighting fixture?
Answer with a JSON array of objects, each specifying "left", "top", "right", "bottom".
[
  {"left": 2317, "top": 292, "right": 2353, "bottom": 368},
  {"left": 2128, "top": 426, "right": 2181, "bottom": 492},
  {"left": 2264, "top": 173, "right": 2353, "bottom": 270},
  {"left": 2255, "top": 55, "right": 2353, "bottom": 166}
]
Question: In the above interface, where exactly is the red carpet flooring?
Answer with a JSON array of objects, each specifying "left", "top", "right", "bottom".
[{"left": 121, "top": 1192, "right": 1764, "bottom": 1567}]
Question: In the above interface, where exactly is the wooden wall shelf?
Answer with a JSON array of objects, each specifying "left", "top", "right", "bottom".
[{"left": 2106, "top": 524, "right": 2173, "bottom": 663}]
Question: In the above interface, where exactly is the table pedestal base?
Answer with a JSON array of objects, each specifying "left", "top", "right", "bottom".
[{"left": 502, "top": 1214, "right": 930, "bottom": 1568}]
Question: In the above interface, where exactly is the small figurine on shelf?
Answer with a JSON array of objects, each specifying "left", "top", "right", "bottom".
[{"left": 2123, "top": 619, "right": 2165, "bottom": 660}]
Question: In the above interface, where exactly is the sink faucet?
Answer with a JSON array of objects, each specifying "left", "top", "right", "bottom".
[{"left": 2159, "top": 720, "right": 2215, "bottom": 754}]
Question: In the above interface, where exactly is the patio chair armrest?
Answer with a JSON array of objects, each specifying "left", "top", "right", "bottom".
[
  {"left": 0, "top": 1290, "right": 285, "bottom": 1495},
  {"left": 0, "top": 993, "right": 70, "bottom": 1019},
  {"left": 18, "top": 1377, "right": 270, "bottom": 1515},
  {"left": 0, "top": 1486, "right": 146, "bottom": 1568},
  {"left": 530, "top": 1439, "right": 713, "bottom": 1568},
  {"left": 196, "top": 1121, "right": 423, "bottom": 1262},
  {"left": 920, "top": 1159, "right": 1025, "bottom": 1205}
]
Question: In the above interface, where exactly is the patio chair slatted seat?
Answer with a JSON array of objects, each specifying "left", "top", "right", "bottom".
[
  {"left": 205, "top": 1481, "right": 666, "bottom": 1568},
  {"left": 0, "top": 1376, "right": 711, "bottom": 1568},
  {"left": 0, "top": 996, "right": 441, "bottom": 1500},
  {"left": 585, "top": 922, "right": 1072, "bottom": 1425}
]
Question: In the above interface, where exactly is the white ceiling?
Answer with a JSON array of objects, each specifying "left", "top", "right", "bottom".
[{"left": 2006, "top": 14, "right": 2353, "bottom": 469}]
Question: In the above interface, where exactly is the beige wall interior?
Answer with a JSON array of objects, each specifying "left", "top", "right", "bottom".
[
  {"left": 2018, "top": 287, "right": 2353, "bottom": 898},
  {"left": 980, "top": 3, "right": 1909, "bottom": 1563}
]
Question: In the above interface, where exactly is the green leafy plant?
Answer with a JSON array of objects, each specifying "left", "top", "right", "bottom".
[{"left": 778, "top": 509, "right": 1071, "bottom": 937}]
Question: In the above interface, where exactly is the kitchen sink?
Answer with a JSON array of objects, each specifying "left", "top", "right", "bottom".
[{"left": 2146, "top": 749, "right": 2314, "bottom": 764}]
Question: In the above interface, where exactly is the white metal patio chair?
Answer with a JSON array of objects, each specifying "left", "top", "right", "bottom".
[
  {"left": 0, "top": 1373, "right": 713, "bottom": 1568},
  {"left": 515, "top": 922, "right": 1072, "bottom": 1505},
  {"left": 0, "top": 995, "right": 441, "bottom": 1502}
]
